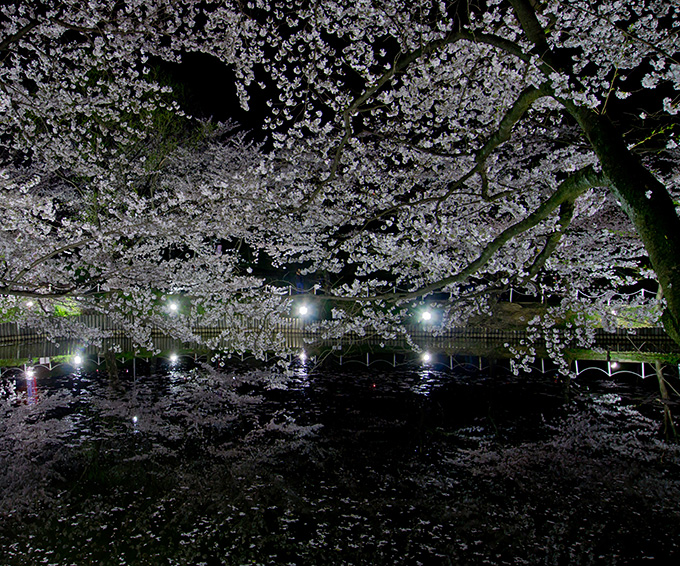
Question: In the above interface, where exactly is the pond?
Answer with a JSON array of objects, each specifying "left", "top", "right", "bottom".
[{"left": 1, "top": 357, "right": 680, "bottom": 565}]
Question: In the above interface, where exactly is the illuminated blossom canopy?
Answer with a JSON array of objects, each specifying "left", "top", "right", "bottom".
[{"left": 0, "top": 0, "right": 679, "bottom": 361}]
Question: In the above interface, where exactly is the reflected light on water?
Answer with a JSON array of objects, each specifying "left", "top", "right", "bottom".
[
  {"left": 24, "top": 367, "right": 38, "bottom": 405},
  {"left": 413, "top": 367, "right": 439, "bottom": 396}
]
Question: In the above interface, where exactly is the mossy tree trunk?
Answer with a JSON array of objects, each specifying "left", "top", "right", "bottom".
[
  {"left": 568, "top": 106, "right": 680, "bottom": 345},
  {"left": 508, "top": 0, "right": 680, "bottom": 346}
]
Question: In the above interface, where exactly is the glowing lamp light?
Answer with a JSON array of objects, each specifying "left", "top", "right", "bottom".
[
  {"left": 421, "top": 310, "right": 433, "bottom": 322},
  {"left": 298, "top": 305, "right": 309, "bottom": 316},
  {"left": 611, "top": 361, "right": 619, "bottom": 369},
  {"left": 25, "top": 367, "right": 35, "bottom": 378},
  {"left": 299, "top": 351, "right": 307, "bottom": 361},
  {"left": 170, "top": 353, "right": 178, "bottom": 363},
  {"left": 168, "top": 302, "right": 179, "bottom": 312},
  {"left": 132, "top": 416, "right": 138, "bottom": 424},
  {"left": 422, "top": 352, "right": 432, "bottom": 363},
  {"left": 74, "top": 355, "right": 83, "bottom": 365}
]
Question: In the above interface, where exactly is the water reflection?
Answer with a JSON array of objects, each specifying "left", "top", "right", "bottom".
[
  {"left": 0, "top": 358, "right": 679, "bottom": 565},
  {"left": 413, "top": 367, "right": 441, "bottom": 396},
  {"left": 25, "top": 368, "right": 38, "bottom": 405}
]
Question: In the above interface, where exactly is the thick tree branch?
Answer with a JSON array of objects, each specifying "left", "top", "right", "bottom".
[
  {"left": 507, "top": 0, "right": 551, "bottom": 56},
  {"left": 332, "top": 82, "right": 553, "bottom": 241},
  {"left": 328, "top": 166, "right": 606, "bottom": 303},
  {"left": 476, "top": 84, "right": 550, "bottom": 165},
  {"left": 526, "top": 199, "right": 575, "bottom": 279},
  {"left": 0, "top": 20, "right": 40, "bottom": 52}
]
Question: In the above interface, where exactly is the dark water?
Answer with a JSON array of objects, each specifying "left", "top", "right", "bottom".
[{"left": 1, "top": 358, "right": 680, "bottom": 565}]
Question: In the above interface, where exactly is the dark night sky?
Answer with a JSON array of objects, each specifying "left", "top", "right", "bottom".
[{"left": 163, "top": 52, "right": 268, "bottom": 134}]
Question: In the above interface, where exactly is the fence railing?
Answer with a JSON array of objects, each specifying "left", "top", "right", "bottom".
[{"left": 0, "top": 315, "right": 677, "bottom": 356}]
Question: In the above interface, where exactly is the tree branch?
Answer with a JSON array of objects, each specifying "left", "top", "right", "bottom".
[
  {"left": 476, "top": 84, "right": 550, "bottom": 165},
  {"left": 0, "top": 19, "right": 40, "bottom": 52},
  {"left": 525, "top": 198, "right": 575, "bottom": 279},
  {"left": 327, "top": 165, "right": 606, "bottom": 303},
  {"left": 301, "top": 28, "right": 536, "bottom": 209}
]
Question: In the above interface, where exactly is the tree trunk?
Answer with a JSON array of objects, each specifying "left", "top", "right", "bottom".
[
  {"left": 508, "top": 0, "right": 680, "bottom": 345},
  {"left": 568, "top": 105, "right": 680, "bottom": 345}
]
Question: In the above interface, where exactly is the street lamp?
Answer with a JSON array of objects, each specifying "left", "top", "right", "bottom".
[{"left": 420, "top": 308, "right": 437, "bottom": 324}]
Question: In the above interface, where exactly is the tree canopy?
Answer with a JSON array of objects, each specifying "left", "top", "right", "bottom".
[{"left": 1, "top": 0, "right": 679, "bottom": 364}]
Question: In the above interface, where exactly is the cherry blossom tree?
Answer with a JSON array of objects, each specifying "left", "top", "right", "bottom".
[{"left": 0, "top": 0, "right": 679, "bottom": 357}]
